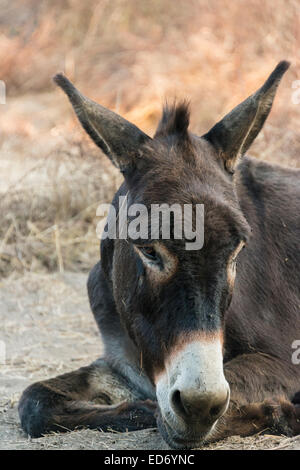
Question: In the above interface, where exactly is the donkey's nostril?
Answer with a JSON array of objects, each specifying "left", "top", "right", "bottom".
[
  {"left": 208, "top": 392, "right": 229, "bottom": 421},
  {"left": 171, "top": 390, "right": 187, "bottom": 417},
  {"left": 210, "top": 404, "right": 223, "bottom": 418}
]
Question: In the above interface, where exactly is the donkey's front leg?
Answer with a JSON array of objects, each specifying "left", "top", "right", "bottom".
[
  {"left": 210, "top": 353, "right": 300, "bottom": 442},
  {"left": 19, "top": 358, "right": 157, "bottom": 438}
]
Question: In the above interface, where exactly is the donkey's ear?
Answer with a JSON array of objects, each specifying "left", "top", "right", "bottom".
[
  {"left": 53, "top": 74, "right": 151, "bottom": 173},
  {"left": 203, "top": 61, "right": 290, "bottom": 173}
]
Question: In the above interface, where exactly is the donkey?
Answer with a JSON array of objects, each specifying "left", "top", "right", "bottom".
[{"left": 19, "top": 61, "right": 300, "bottom": 449}]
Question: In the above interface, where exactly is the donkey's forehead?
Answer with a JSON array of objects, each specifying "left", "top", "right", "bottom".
[
  {"left": 130, "top": 135, "right": 251, "bottom": 241},
  {"left": 135, "top": 136, "right": 228, "bottom": 206},
  {"left": 147, "top": 132, "right": 217, "bottom": 168}
]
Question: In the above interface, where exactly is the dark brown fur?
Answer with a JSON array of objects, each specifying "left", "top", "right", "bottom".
[{"left": 19, "top": 62, "right": 300, "bottom": 448}]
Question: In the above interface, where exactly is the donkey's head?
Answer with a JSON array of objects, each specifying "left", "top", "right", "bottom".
[{"left": 54, "top": 61, "right": 289, "bottom": 448}]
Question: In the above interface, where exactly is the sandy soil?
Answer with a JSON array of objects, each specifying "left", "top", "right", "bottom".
[{"left": 1, "top": 271, "right": 299, "bottom": 450}]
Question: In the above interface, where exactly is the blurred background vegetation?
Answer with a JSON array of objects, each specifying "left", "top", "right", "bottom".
[{"left": 0, "top": 0, "right": 299, "bottom": 277}]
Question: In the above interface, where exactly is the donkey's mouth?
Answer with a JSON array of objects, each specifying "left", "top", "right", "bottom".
[{"left": 157, "top": 412, "right": 215, "bottom": 449}]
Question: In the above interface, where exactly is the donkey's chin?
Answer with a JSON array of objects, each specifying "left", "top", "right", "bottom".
[{"left": 157, "top": 412, "right": 216, "bottom": 450}]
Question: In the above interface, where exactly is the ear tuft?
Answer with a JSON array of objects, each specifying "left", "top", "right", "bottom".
[
  {"left": 260, "top": 61, "right": 290, "bottom": 93},
  {"left": 53, "top": 73, "right": 70, "bottom": 90},
  {"left": 54, "top": 73, "right": 76, "bottom": 96}
]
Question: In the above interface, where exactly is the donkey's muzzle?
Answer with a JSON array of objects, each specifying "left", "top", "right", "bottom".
[{"left": 155, "top": 335, "right": 229, "bottom": 448}]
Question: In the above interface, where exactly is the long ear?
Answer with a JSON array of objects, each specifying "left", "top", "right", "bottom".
[
  {"left": 203, "top": 61, "right": 290, "bottom": 173},
  {"left": 53, "top": 74, "right": 151, "bottom": 173}
]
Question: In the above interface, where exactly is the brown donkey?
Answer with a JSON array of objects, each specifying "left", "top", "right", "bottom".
[{"left": 19, "top": 61, "right": 300, "bottom": 448}]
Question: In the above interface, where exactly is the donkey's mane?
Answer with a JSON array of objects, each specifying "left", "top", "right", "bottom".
[{"left": 155, "top": 101, "right": 190, "bottom": 138}]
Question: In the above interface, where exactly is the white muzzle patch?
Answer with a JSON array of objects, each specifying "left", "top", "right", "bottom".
[{"left": 155, "top": 336, "right": 229, "bottom": 434}]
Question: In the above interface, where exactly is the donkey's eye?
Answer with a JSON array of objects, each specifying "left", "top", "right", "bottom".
[
  {"left": 135, "top": 243, "right": 177, "bottom": 280},
  {"left": 139, "top": 246, "right": 158, "bottom": 261}
]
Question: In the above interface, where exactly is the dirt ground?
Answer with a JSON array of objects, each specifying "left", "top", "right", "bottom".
[{"left": 1, "top": 271, "right": 299, "bottom": 451}]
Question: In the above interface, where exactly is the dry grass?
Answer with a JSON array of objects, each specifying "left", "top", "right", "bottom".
[
  {"left": 0, "top": 0, "right": 299, "bottom": 277},
  {"left": 0, "top": 138, "right": 121, "bottom": 276}
]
